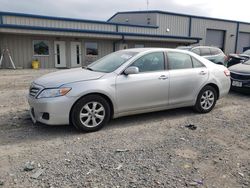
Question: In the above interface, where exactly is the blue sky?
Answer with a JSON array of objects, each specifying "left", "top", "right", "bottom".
[{"left": 0, "top": 0, "right": 249, "bottom": 22}]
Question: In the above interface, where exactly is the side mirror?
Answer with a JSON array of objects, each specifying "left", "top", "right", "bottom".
[{"left": 124, "top": 66, "right": 139, "bottom": 75}]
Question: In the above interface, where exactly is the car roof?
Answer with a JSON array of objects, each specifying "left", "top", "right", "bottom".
[
  {"left": 178, "top": 46, "right": 221, "bottom": 50},
  {"left": 120, "top": 48, "right": 195, "bottom": 53}
]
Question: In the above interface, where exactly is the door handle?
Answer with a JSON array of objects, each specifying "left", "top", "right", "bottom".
[
  {"left": 199, "top": 71, "right": 207, "bottom": 75},
  {"left": 158, "top": 75, "right": 168, "bottom": 80}
]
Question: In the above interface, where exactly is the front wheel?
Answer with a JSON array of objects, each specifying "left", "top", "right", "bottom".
[
  {"left": 194, "top": 86, "right": 217, "bottom": 113},
  {"left": 71, "top": 95, "right": 111, "bottom": 132}
]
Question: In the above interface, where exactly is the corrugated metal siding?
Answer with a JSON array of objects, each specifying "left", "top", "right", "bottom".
[
  {"left": 239, "top": 23, "right": 250, "bottom": 33},
  {"left": 0, "top": 34, "right": 54, "bottom": 68},
  {"left": 109, "top": 13, "right": 157, "bottom": 26},
  {"left": 157, "top": 14, "right": 189, "bottom": 36},
  {"left": 126, "top": 41, "right": 180, "bottom": 49},
  {"left": 118, "top": 26, "right": 157, "bottom": 35},
  {"left": 82, "top": 39, "right": 113, "bottom": 65},
  {"left": 0, "top": 28, "right": 121, "bottom": 39},
  {"left": 191, "top": 18, "right": 237, "bottom": 54},
  {"left": 0, "top": 34, "right": 115, "bottom": 68},
  {"left": 3, "top": 16, "right": 117, "bottom": 32},
  {"left": 237, "top": 33, "right": 250, "bottom": 53},
  {"left": 124, "top": 36, "right": 196, "bottom": 43}
]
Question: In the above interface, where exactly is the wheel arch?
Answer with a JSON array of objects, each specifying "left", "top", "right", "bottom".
[
  {"left": 204, "top": 83, "right": 220, "bottom": 100},
  {"left": 69, "top": 92, "right": 115, "bottom": 125}
]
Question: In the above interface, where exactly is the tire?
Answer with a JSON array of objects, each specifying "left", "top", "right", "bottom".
[
  {"left": 194, "top": 85, "right": 218, "bottom": 113},
  {"left": 71, "top": 94, "right": 111, "bottom": 132}
]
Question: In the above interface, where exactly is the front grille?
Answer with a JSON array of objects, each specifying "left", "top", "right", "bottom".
[
  {"left": 29, "top": 84, "right": 43, "bottom": 97},
  {"left": 230, "top": 72, "right": 250, "bottom": 81}
]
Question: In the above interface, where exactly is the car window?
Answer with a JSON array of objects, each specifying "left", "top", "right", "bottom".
[
  {"left": 200, "top": 48, "right": 211, "bottom": 56},
  {"left": 88, "top": 51, "right": 138, "bottom": 73},
  {"left": 192, "top": 57, "right": 205, "bottom": 68},
  {"left": 210, "top": 48, "right": 221, "bottom": 55},
  {"left": 243, "top": 59, "right": 250, "bottom": 65},
  {"left": 130, "top": 52, "right": 165, "bottom": 73},
  {"left": 167, "top": 52, "right": 193, "bottom": 70},
  {"left": 191, "top": 48, "right": 200, "bottom": 55},
  {"left": 243, "top": 49, "right": 250, "bottom": 55}
]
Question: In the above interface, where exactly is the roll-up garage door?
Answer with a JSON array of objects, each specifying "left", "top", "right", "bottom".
[
  {"left": 237, "top": 32, "right": 250, "bottom": 53},
  {"left": 205, "top": 29, "right": 225, "bottom": 51}
]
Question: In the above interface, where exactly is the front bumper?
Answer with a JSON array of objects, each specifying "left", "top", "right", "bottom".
[
  {"left": 231, "top": 79, "right": 250, "bottom": 89},
  {"left": 27, "top": 95, "right": 76, "bottom": 125}
]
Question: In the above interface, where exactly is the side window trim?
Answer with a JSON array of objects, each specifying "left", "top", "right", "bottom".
[{"left": 164, "top": 51, "right": 169, "bottom": 70}]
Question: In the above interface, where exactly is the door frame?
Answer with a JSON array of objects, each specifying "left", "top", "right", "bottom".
[
  {"left": 70, "top": 41, "right": 82, "bottom": 68},
  {"left": 54, "top": 41, "right": 66, "bottom": 68}
]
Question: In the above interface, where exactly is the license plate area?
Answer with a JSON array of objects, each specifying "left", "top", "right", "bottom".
[{"left": 232, "top": 80, "right": 242, "bottom": 87}]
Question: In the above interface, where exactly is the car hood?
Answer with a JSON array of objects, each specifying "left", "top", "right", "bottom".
[
  {"left": 229, "top": 53, "right": 250, "bottom": 59},
  {"left": 229, "top": 63, "right": 250, "bottom": 74},
  {"left": 34, "top": 68, "right": 106, "bottom": 88}
]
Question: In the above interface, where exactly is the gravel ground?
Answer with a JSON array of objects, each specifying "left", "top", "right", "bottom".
[{"left": 0, "top": 69, "right": 249, "bottom": 188}]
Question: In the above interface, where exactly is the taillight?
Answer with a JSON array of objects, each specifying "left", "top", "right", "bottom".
[{"left": 224, "top": 69, "right": 230, "bottom": 76}]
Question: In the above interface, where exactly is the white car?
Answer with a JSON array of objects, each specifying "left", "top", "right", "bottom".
[{"left": 28, "top": 48, "right": 231, "bottom": 132}]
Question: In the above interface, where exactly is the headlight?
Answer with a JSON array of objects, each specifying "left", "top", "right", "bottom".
[{"left": 37, "top": 87, "right": 71, "bottom": 99}]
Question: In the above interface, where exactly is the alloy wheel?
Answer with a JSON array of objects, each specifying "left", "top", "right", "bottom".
[
  {"left": 79, "top": 102, "right": 105, "bottom": 128},
  {"left": 200, "top": 90, "right": 215, "bottom": 110}
]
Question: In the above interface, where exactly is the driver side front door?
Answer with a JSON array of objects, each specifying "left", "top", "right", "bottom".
[{"left": 115, "top": 52, "right": 169, "bottom": 114}]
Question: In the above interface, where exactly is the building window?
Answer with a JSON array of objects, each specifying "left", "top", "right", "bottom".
[
  {"left": 85, "top": 42, "right": 98, "bottom": 56},
  {"left": 33, "top": 40, "right": 49, "bottom": 56},
  {"left": 135, "top": 44, "right": 144, "bottom": 48}
]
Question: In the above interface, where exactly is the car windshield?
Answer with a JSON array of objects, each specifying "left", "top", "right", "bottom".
[
  {"left": 86, "top": 51, "right": 138, "bottom": 73},
  {"left": 243, "top": 59, "right": 250, "bottom": 65},
  {"left": 243, "top": 50, "right": 250, "bottom": 56}
]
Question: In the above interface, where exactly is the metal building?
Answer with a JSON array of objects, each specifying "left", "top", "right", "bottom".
[{"left": 0, "top": 10, "right": 249, "bottom": 69}]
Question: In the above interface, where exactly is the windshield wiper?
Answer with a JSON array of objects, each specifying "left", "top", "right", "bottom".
[{"left": 83, "top": 66, "right": 93, "bottom": 71}]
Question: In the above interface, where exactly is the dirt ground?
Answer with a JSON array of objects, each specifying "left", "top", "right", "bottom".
[{"left": 0, "top": 69, "right": 249, "bottom": 188}]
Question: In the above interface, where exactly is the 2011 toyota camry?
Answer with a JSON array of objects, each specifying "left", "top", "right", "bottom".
[{"left": 28, "top": 48, "right": 231, "bottom": 132}]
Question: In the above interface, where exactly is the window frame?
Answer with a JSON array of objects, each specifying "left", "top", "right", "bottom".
[
  {"left": 33, "top": 40, "right": 50, "bottom": 56},
  {"left": 85, "top": 42, "right": 98, "bottom": 56}
]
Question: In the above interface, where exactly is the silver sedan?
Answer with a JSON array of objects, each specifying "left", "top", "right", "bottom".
[{"left": 28, "top": 48, "right": 231, "bottom": 132}]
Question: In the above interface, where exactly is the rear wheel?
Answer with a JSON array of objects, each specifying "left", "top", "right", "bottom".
[
  {"left": 71, "top": 95, "right": 110, "bottom": 132},
  {"left": 194, "top": 86, "right": 217, "bottom": 113}
]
